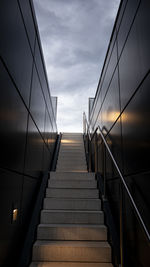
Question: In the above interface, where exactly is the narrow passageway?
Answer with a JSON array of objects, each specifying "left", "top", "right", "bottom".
[{"left": 30, "top": 133, "right": 112, "bottom": 267}]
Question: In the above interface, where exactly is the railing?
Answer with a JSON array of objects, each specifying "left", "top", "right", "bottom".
[
  {"left": 18, "top": 133, "right": 62, "bottom": 267},
  {"left": 83, "top": 112, "right": 150, "bottom": 267}
]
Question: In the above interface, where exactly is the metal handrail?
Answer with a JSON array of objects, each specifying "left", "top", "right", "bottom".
[{"left": 83, "top": 112, "right": 150, "bottom": 243}]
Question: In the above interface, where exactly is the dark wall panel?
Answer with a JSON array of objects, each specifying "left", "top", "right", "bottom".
[
  {"left": 44, "top": 107, "right": 53, "bottom": 150},
  {"left": 42, "top": 144, "right": 52, "bottom": 171},
  {"left": 106, "top": 117, "right": 122, "bottom": 174},
  {"left": 18, "top": 0, "right": 36, "bottom": 52},
  {"left": 133, "top": 0, "right": 150, "bottom": 78},
  {"left": 0, "top": 60, "right": 27, "bottom": 173},
  {"left": 24, "top": 116, "right": 44, "bottom": 178},
  {"left": 122, "top": 73, "right": 150, "bottom": 176},
  {"left": 101, "top": 68, "right": 120, "bottom": 133},
  {"left": 0, "top": 169, "right": 23, "bottom": 266},
  {"left": 30, "top": 64, "right": 45, "bottom": 136},
  {"left": 89, "top": 0, "right": 150, "bottom": 265},
  {"left": 0, "top": 0, "right": 33, "bottom": 107},
  {"left": 0, "top": 0, "right": 57, "bottom": 266},
  {"left": 117, "top": 0, "right": 140, "bottom": 57},
  {"left": 21, "top": 175, "right": 38, "bottom": 225}
]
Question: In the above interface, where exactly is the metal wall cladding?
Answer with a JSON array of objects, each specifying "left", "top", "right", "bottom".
[
  {"left": 90, "top": 0, "right": 150, "bottom": 266},
  {"left": 0, "top": 0, "right": 57, "bottom": 265}
]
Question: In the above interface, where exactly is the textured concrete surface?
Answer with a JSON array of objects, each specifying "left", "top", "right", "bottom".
[
  {"left": 37, "top": 224, "right": 107, "bottom": 241},
  {"left": 30, "top": 263, "right": 113, "bottom": 267},
  {"left": 32, "top": 241, "right": 111, "bottom": 262},
  {"left": 43, "top": 198, "right": 101, "bottom": 210},
  {"left": 30, "top": 133, "right": 112, "bottom": 266}
]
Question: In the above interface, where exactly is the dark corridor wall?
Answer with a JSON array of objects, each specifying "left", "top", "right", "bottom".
[
  {"left": 0, "top": 0, "right": 57, "bottom": 265},
  {"left": 89, "top": 0, "right": 150, "bottom": 266}
]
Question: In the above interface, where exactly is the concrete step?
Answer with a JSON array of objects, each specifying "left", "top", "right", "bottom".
[
  {"left": 59, "top": 149, "right": 85, "bottom": 153},
  {"left": 56, "top": 170, "right": 88, "bottom": 173},
  {"left": 48, "top": 180, "right": 97, "bottom": 189},
  {"left": 57, "top": 157, "right": 86, "bottom": 163},
  {"left": 56, "top": 161, "right": 86, "bottom": 166},
  {"left": 43, "top": 198, "right": 101, "bottom": 210},
  {"left": 56, "top": 168, "right": 87, "bottom": 172},
  {"left": 56, "top": 165, "right": 87, "bottom": 171},
  {"left": 58, "top": 150, "right": 85, "bottom": 154},
  {"left": 59, "top": 145, "right": 84, "bottom": 149},
  {"left": 60, "top": 145, "right": 84, "bottom": 149},
  {"left": 30, "top": 263, "right": 113, "bottom": 267},
  {"left": 56, "top": 164, "right": 87, "bottom": 168},
  {"left": 62, "top": 133, "right": 83, "bottom": 136},
  {"left": 46, "top": 188, "right": 98, "bottom": 198},
  {"left": 37, "top": 224, "right": 107, "bottom": 241},
  {"left": 56, "top": 166, "right": 87, "bottom": 170},
  {"left": 49, "top": 172, "right": 95, "bottom": 180},
  {"left": 58, "top": 154, "right": 85, "bottom": 159},
  {"left": 61, "top": 144, "right": 84, "bottom": 148},
  {"left": 32, "top": 240, "right": 111, "bottom": 262},
  {"left": 57, "top": 156, "right": 86, "bottom": 161},
  {"left": 56, "top": 165, "right": 87, "bottom": 169},
  {"left": 40, "top": 210, "right": 104, "bottom": 224}
]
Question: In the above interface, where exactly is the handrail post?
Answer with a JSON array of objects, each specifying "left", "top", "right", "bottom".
[
  {"left": 103, "top": 143, "right": 106, "bottom": 199},
  {"left": 88, "top": 135, "right": 92, "bottom": 172},
  {"left": 120, "top": 182, "right": 124, "bottom": 267},
  {"left": 94, "top": 133, "right": 98, "bottom": 173}
]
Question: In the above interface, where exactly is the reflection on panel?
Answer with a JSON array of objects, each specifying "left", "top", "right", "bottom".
[
  {"left": 106, "top": 117, "right": 122, "bottom": 174},
  {"left": 24, "top": 116, "right": 44, "bottom": 178},
  {"left": 30, "top": 64, "right": 45, "bottom": 135},
  {"left": 88, "top": 1, "right": 150, "bottom": 266},
  {"left": 101, "top": 68, "right": 120, "bottom": 133}
]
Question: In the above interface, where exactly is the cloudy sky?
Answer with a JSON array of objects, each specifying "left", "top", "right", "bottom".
[{"left": 33, "top": 0, "right": 120, "bottom": 132}]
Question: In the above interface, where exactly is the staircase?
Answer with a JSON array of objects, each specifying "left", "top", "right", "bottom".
[{"left": 30, "top": 133, "right": 113, "bottom": 267}]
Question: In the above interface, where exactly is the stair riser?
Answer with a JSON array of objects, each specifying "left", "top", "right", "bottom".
[
  {"left": 57, "top": 160, "right": 86, "bottom": 163},
  {"left": 56, "top": 168, "right": 87, "bottom": 171},
  {"left": 46, "top": 189, "right": 99, "bottom": 198},
  {"left": 58, "top": 152, "right": 85, "bottom": 155},
  {"left": 60, "top": 146, "right": 84, "bottom": 148},
  {"left": 57, "top": 160, "right": 86, "bottom": 164},
  {"left": 49, "top": 172, "right": 95, "bottom": 180},
  {"left": 41, "top": 211, "right": 104, "bottom": 224},
  {"left": 48, "top": 180, "right": 97, "bottom": 189},
  {"left": 32, "top": 245, "right": 111, "bottom": 262},
  {"left": 43, "top": 198, "right": 101, "bottom": 210},
  {"left": 56, "top": 165, "right": 87, "bottom": 169},
  {"left": 57, "top": 159, "right": 86, "bottom": 163},
  {"left": 30, "top": 263, "right": 113, "bottom": 267},
  {"left": 37, "top": 226, "right": 107, "bottom": 241}
]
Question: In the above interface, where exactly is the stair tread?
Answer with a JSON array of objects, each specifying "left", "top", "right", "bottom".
[
  {"left": 30, "top": 263, "right": 113, "bottom": 267},
  {"left": 34, "top": 240, "right": 110, "bottom": 247},
  {"left": 41, "top": 210, "right": 103, "bottom": 213},
  {"left": 38, "top": 224, "right": 106, "bottom": 228},
  {"left": 44, "top": 198, "right": 100, "bottom": 201}
]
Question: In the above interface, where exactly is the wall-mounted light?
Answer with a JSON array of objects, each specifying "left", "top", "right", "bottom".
[
  {"left": 11, "top": 203, "right": 18, "bottom": 223},
  {"left": 12, "top": 208, "right": 18, "bottom": 222}
]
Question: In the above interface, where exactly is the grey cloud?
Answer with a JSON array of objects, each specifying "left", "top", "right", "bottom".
[{"left": 33, "top": 0, "right": 120, "bottom": 132}]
